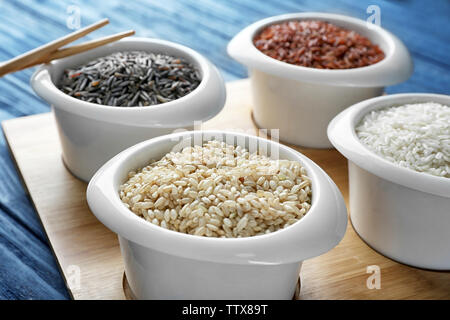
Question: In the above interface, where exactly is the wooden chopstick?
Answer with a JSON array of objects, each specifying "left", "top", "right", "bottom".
[
  {"left": 17, "top": 30, "right": 136, "bottom": 72},
  {"left": 0, "top": 18, "right": 109, "bottom": 77}
]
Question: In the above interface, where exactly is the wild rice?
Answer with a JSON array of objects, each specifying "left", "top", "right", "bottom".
[
  {"left": 119, "top": 141, "right": 312, "bottom": 238},
  {"left": 356, "top": 102, "right": 450, "bottom": 178},
  {"left": 58, "top": 51, "right": 201, "bottom": 107}
]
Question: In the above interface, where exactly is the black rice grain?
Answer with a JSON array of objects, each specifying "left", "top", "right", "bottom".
[{"left": 58, "top": 51, "right": 201, "bottom": 107}]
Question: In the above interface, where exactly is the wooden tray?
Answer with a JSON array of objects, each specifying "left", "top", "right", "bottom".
[{"left": 2, "top": 79, "right": 449, "bottom": 300}]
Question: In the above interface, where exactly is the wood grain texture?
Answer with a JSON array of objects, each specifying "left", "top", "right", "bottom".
[{"left": 2, "top": 79, "right": 449, "bottom": 300}]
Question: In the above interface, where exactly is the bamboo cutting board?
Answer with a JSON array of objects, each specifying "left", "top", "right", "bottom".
[{"left": 2, "top": 79, "right": 449, "bottom": 300}]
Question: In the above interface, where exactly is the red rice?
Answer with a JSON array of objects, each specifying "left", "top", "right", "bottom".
[{"left": 253, "top": 20, "right": 385, "bottom": 69}]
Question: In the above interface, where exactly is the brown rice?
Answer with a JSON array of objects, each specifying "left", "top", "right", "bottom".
[{"left": 119, "top": 141, "right": 312, "bottom": 238}]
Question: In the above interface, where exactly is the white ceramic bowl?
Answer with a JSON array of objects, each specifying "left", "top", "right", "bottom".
[
  {"left": 86, "top": 130, "right": 348, "bottom": 299},
  {"left": 31, "top": 38, "right": 226, "bottom": 182},
  {"left": 228, "top": 12, "right": 413, "bottom": 148},
  {"left": 328, "top": 93, "right": 450, "bottom": 270}
]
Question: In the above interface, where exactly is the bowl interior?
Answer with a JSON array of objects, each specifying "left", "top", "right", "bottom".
[
  {"left": 251, "top": 15, "right": 392, "bottom": 67},
  {"left": 342, "top": 93, "right": 450, "bottom": 194},
  {"left": 47, "top": 39, "right": 205, "bottom": 101},
  {"left": 352, "top": 94, "right": 450, "bottom": 140},
  {"left": 111, "top": 131, "right": 320, "bottom": 238}
]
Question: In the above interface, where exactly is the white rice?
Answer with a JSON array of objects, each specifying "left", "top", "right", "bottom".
[
  {"left": 119, "top": 140, "right": 312, "bottom": 238},
  {"left": 356, "top": 102, "right": 450, "bottom": 178}
]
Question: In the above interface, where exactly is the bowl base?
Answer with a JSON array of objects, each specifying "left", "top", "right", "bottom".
[
  {"left": 122, "top": 272, "right": 301, "bottom": 300},
  {"left": 61, "top": 154, "right": 89, "bottom": 182},
  {"left": 250, "top": 110, "right": 335, "bottom": 150},
  {"left": 123, "top": 272, "right": 136, "bottom": 300},
  {"left": 350, "top": 214, "right": 450, "bottom": 271}
]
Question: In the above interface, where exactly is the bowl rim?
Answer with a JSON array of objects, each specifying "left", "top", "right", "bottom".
[
  {"left": 86, "top": 130, "right": 348, "bottom": 265},
  {"left": 327, "top": 93, "right": 450, "bottom": 198},
  {"left": 227, "top": 12, "right": 413, "bottom": 87},
  {"left": 30, "top": 37, "right": 226, "bottom": 127}
]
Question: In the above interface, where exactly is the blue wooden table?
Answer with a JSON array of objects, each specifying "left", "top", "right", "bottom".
[{"left": 0, "top": 0, "right": 448, "bottom": 299}]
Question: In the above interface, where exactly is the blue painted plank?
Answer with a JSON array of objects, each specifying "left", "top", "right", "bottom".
[{"left": 0, "top": 207, "right": 69, "bottom": 299}]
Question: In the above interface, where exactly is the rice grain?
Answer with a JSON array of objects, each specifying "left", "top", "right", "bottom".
[
  {"left": 119, "top": 141, "right": 312, "bottom": 238},
  {"left": 356, "top": 102, "right": 450, "bottom": 178}
]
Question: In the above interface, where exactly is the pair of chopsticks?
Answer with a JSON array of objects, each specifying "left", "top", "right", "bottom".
[{"left": 0, "top": 18, "right": 135, "bottom": 78}]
